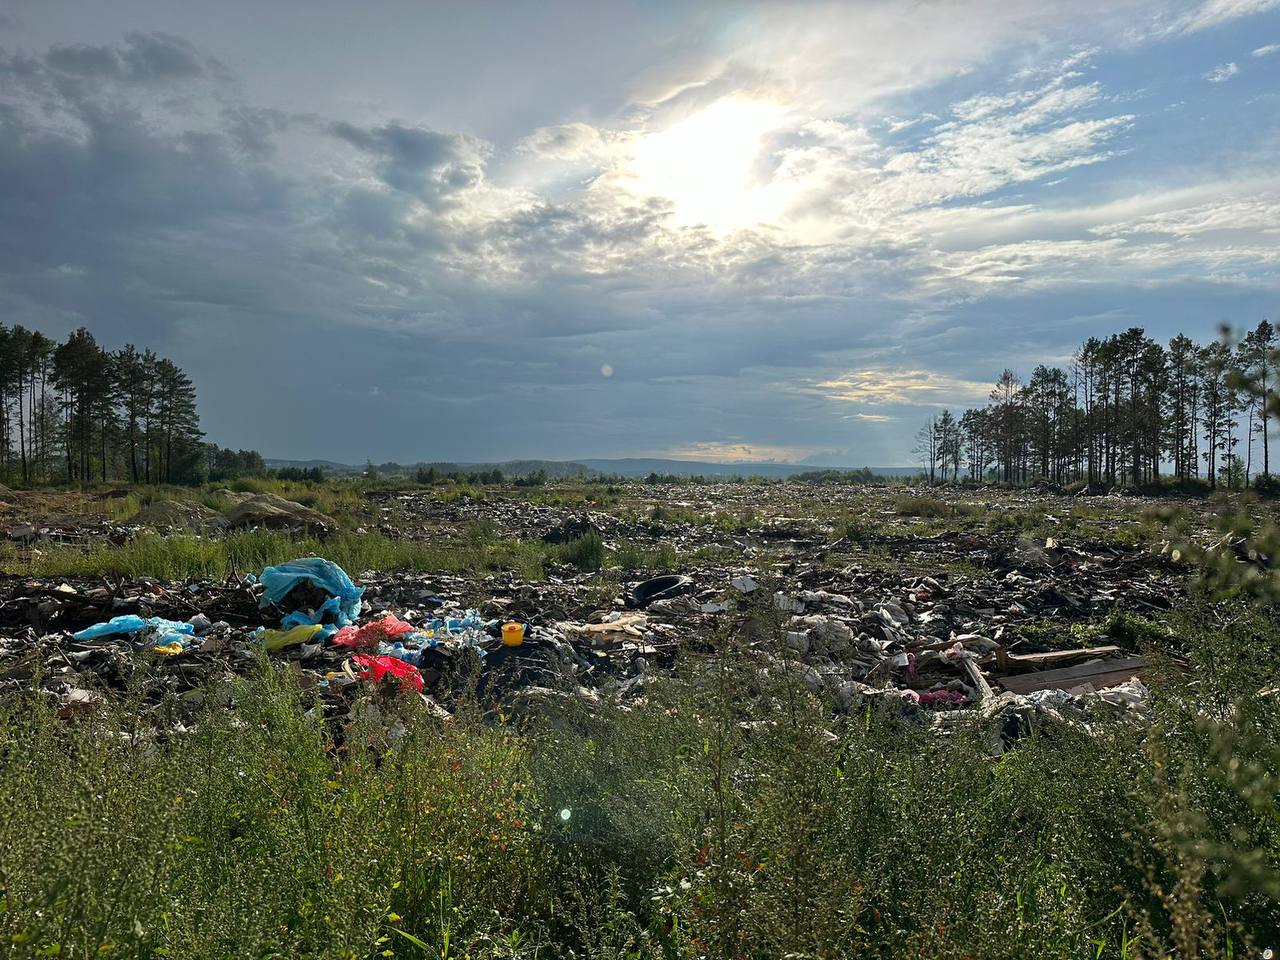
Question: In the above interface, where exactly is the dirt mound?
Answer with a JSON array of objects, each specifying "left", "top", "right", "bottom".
[
  {"left": 130, "top": 500, "right": 228, "bottom": 533},
  {"left": 222, "top": 493, "right": 335, "bottom": 532},
  {"left": 208, "top": 488, "right": 254, "bottom": 505}
]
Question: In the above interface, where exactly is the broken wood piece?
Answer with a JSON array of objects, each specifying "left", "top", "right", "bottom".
[
  {"left": 960, "top": 654, "right": 994, "bottom": 701},
  {"left": 998, "top": 656, "right": 1148, "bottom": 695},
  {"left": 1003, "top": 645, "right": 1121, "bottom": 667}
]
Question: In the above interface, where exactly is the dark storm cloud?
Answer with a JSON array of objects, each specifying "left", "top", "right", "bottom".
[
  {"left": 45, "top": 31, "right": 204, "bottom": 84},
  {"left": 222, "top": 105, "right": 291, "bottom": 159},
  {"left": 331, "top": 121, "right": 489, "bottom": 204}
]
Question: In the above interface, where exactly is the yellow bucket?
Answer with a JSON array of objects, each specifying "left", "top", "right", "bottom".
[{"left": 502, "top": 622, "right": 525, "bottom": 647}]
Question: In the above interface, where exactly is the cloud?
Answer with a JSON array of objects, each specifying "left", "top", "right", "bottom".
[
  {"left": 222, "top": 105, "right": 290, "bottom": 159},
  {"left": 1091, "top": 192, "right": 1280, "bottom": 237},
  {"left": 0, "top": 10, "right": 1276, "bottom": 464},
  {"left": 516, "top": 122, "right": 610, "bottom": 163},
  {"left": 1253, "top": 42, "right": 1280, "bottom": 55},
  {"left": 331, "top": 121, "right": 491, "bottom": 204},
  {"left": 813, "top": 370, "right": 995, "bottom": 407},
  {"left": 45, "top": 31, "right": 205, "bottom": 84},
  {"left": 659, "top": 440, "right": 815, "bottom": 462},
  {"left": 1158, "top": 0, "right": 1280, "bottom": 35},
  {"left": 1205, "top": 61, "right": 1240, "bottom": 81}
]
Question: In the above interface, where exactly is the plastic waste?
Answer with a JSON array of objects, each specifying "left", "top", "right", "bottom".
[
  {"left": 258, "top": 622, "right": 325, "bottom": 652},
  {"left": 502, "top": 622, "right": 525, "bottom": 646},
  {"left": 74, "top": 615, "right": 195, "bottom": 648},
  {"left": 258, "top": 558, "right": 363, "bottom": 633},
  {"left": 152, "top": 641, "right": 186, "bottom": 656},
  {"left": 351, "top": 653, "right": 425, "bottom": 693},
  {"left": 331, "top": 614, "right": 416, "bottom": 650},
  {"left": 414, "top": 609, "right": 494, "bottom": 656},
  {"left": 897, "top": 687, "right": 968, "bottom": 706},
  {"left": 381, "top": 641, "right": 425, "bottom": 666}
]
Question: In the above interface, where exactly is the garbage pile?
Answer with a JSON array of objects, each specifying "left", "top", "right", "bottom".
[{"left": 0, "top": 527, "right": 1181, "bottom": 748}]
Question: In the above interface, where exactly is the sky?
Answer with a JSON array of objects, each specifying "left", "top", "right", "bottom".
[{"left": 1, "top": 1, "right": 1278, "bottom": 466}]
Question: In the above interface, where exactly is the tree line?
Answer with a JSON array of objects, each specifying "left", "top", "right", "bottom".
[
  {"left": 0, "top": 323, "right": 263, "bottom": 486},
  {"left": 915, "top": 321, "right": 1277, "bottom": 490}
]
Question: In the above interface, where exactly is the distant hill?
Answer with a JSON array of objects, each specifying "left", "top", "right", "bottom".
[
  {"left": 417, "top": 460, "right": 598, "bottom": 479},
  {"left": 577, "top": 458, "right": 920, "bottom": 478},
  {"left": 264, "top": 458, "right": 597, "bottom": 478},
  {"left": 264, "top": 458, "right": 363, "bottom": 474},
  {"left": 265, "top": 456, "right": 918, "bottom": 480}
]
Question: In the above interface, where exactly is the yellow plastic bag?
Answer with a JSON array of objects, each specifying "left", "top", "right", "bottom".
[{"left": 260, "top": 623, "right": 324, "bottom": 652}]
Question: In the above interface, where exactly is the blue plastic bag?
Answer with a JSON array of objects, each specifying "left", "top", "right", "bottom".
[
  {"left": 73, "top": 615, "right": 196, "bottom": 647},
  {"left": 258, "top": 558, "right": 363, "bottom": 631}
]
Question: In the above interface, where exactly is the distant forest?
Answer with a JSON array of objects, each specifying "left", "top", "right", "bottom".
[
  {"left": 917, "top": 321, "right": 1278, "bottom": 490},
  {"left": 0, "top": 324, "right": 262, "bottom": 486}
]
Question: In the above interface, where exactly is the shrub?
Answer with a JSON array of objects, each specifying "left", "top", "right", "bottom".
[
  {"left": 893, "top": 494, "right": 951, "bottom": 518},
  {"left": 555, "top": 531, "right": 605, "bottom": 571}
]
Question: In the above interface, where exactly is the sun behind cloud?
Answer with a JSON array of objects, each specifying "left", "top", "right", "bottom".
[{"left": 626, "top": 96, "right": 789, "bottom": 232}]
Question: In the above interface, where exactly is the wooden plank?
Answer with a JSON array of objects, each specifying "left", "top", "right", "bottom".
[
  {"left": 998, "top": 657, "right": 1148, "bottom": 695},
  {"left": 1004, "top": 645, "right": 1121, "bottom": 666}
]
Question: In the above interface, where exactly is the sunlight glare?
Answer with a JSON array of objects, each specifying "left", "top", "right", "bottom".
[{"left": 627, "top": 97, "right": 787, "bottom": 232}]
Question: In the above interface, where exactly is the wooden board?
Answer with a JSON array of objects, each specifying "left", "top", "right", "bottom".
[
  {"left": 998, "top": 657, "right": 1148, "bottom": 695},
  {"left": 1004, "top": 645, "right": 1121, "bottom": 666}
]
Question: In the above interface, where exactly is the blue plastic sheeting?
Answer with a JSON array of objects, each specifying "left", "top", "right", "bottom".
[
  {"left": 258, "top": 557, "right": 363, "bottom": 631},
  {"left": 73, "top": 615, "right": 196, "bottom": 647},
  {"left": 381, "top": 641, "right": 426, "bottom": 666}
]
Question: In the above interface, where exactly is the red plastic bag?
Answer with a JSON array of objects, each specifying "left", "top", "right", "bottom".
[
  {"left": 351, "top": 653, "right": 425, "bottom": 693},
  {"left": 332, "top": 614, "right": 417, "bottom": 650}
]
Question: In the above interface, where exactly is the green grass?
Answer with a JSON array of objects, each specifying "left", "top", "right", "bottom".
[
  {"left": 1017, "top": 611, "right": 1168, "bottom": 651},
  {"left": 0, "top": 527, "right": 649, "bottom": 582},
  {"left": 553, "top": 530, "right": 606, "bottom": 571},
  {"left": 0, "top": 599, "right": 1276, "bottom": 958},
  {"left": 0, "top": 529, "right": 556, "bottom": 582}
]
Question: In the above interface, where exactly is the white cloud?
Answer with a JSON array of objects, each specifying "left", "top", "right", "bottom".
[
  {"left": 1205, "top": 61, "right": 1240, "bottom": 81},
  {"left": 1159, "top": 0, "right": 1280, "bottom": 36},
  {"left": 812, "top": 370, "right": 994, "bottom": 407},
  {"left": 660, "top": 440, "right": 814, "bottom": 462},
  {"left": 516, "top": 122, "right": 610, "bottom": 163},
  {"left": 1253, "top": 42, "right": 1280, "bottom": 56},
  {"left": 1091, "top": 193, "right": 1280, "bottom": 237}
]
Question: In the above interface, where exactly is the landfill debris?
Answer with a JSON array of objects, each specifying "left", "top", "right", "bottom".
[
  {"left": 0, "top": 483, "right": 1201, "bottom": 749},
  {"left": 351, "top": 653, "right": 426, "bottom": 694},
  {"left": 73, "top": 614, "right": 196, "bottom": 649},
  {"left": 259, "top": 623, "right": 325, "bottom": 652},
  {"left": 332, "top": 614, "right": 417, "bottom": 650},
  {"left": 997, "top": 656, "right": 1149, "bottom": 696},
  {"left": 259, "top": 557, "right": 364, "bottom": 635},
  {"left": 630, "top": 574, "right": 692, "bottom": 608}
]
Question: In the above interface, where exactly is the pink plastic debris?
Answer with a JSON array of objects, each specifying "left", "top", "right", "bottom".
[
  {"left": 332, "top": 614, "right": 417, "bottom": 650},
  {"left": 351, "top": 653, "right": 425, "bottom": 693},
  {"left": 900, "top": 688, "right": 969, "bottom": 706}
]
